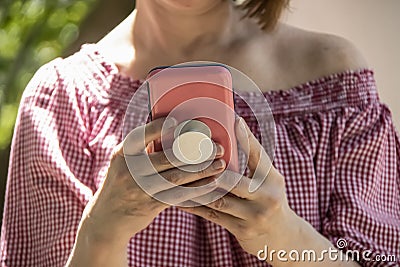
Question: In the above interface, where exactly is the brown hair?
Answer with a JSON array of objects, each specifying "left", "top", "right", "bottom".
[{"left": 240, "top": 0, "right": 290, "bottom": 31}]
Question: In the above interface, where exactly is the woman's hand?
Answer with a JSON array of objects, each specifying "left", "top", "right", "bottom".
[
  {"left": 180, "top": 117, "right": 292, "bottom": 256},
  {"left": 67, "top": 117, "right": 225, "bottom": 267},
  {"left": 180, "top": 118, "right": 360, "bottom": 267}
]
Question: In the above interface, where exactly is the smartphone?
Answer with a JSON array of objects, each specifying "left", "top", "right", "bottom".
[{"left": 146, "top": 64, "right": 239, "bottom": 172}]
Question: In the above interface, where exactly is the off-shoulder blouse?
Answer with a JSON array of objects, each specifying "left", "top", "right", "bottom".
[{"left": 1, "top": 44, "right": 399, "bottom": 267}]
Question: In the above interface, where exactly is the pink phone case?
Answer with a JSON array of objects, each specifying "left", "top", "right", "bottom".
[{"left": 147, "top": 65, "right": 238, "bottom": 172}]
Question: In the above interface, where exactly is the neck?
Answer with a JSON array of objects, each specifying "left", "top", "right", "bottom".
[{"left": 133, "top": 0, "right": 243, "bottom": 61}]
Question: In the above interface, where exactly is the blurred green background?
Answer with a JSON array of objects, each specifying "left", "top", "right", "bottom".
[{"left": 0, "top": 0, "right": 134, "bottom": 219}]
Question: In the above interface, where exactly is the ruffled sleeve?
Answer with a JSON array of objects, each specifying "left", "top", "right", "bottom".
[
  {"left": 0, "top": 60, "right": 94, "bottom": 266},
  {"left": 323, "top": 100, "right": 400, "bottom": 266}
]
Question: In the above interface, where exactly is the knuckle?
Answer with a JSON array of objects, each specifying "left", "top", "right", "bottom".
[
  {"left": 269, "top": 190, "right": 283, "bottom": 207},
  {"left": 198, "top": 167, "right": 210, "bottom": 178},
  {"left": 243, "top": 229, "right": 256, "bottom": 240},
  {"left": 237, "top": 221, "right": 247, "bottom": 232},
  {"left": 167, "top": 171, "right": 183, "bottom": 184},
  {"left": 207, "top": 209, "right": 219, "bottom": 220},
  {"left": 213, "top": 197, "right": 227, "bottom": 210},
  {"left": 159, "top": 153, "right": 171, "bottom": 167},
  {"left": 269, "top": 197, "right": 282, "bottom": 212},
  {"left": 254, "top": 209, "right": 268, "bottom": 223},
  {"left": 114, "top": 188, "right": 137, "bottom": 206},
  {"left": 261, "top": 194, "right": 283, "bottom": 215},
  {"left": 122, "top": 205, "right": 139, "bottom": 216}
]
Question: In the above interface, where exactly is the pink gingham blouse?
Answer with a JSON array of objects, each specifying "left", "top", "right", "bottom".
[{"left": 1, "top": 44, "right": 399, "bottom": 267}]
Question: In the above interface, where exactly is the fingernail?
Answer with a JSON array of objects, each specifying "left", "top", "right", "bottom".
[
  {"left": 212, "top": 159, "right": 225, "bottom": 170},
  {"left": 238, "top": 117, "right": 247, "bottom": 135},
  {"left": 164, "top": 117, "right": 177, "bottom": 129},
  {"left": 216, "top": 145, "right": 224, "bottom": 157}
]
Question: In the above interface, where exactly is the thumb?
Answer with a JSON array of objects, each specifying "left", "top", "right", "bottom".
[
  {"left": 235, "top": 117, "right": 272, "bottom": 192},
  {"left": 235, "top": 117, "right": 262, "bottom": 173},
  {"left": 123, "top": 117, "right": 177, "bottom": 156}
]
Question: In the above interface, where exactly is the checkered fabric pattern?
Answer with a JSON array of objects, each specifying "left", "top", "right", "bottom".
[{"left": 1, "top": 44, "right": 399, "bottom": 267}]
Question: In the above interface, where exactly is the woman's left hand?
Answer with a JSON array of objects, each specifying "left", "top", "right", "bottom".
[
  {"left": 180, "top": 117, "right": 297, "bottom": 257},
  {"left": 181, "top": 117, "right": 361, "bottom": 267}
]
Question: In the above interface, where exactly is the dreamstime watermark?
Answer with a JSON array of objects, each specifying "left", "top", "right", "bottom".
[{"left": 257, "top": 238, "right": 398, "bottom": 263}]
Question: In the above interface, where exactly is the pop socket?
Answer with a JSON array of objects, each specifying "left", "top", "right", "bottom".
[
  {"left": 173, "top": 120, "right": 212, "bottom": 139},
  {"left": 172, "top": 120, "right": 214, "bottom": 164}
]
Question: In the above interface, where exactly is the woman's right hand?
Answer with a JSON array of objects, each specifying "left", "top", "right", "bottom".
[{"left": 78, "top": 117, "right": 225, "bottom": 245}]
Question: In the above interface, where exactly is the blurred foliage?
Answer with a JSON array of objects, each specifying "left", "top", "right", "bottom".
[{"left": 0, "top": 0, "right": 96, "bottom": 149}]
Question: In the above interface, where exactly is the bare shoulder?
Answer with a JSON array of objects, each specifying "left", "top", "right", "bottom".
[
  {"left": 304, "top": 29, "right": 368, "bottom": 71},
  {"left": 274, "top": 24, "right": 369, "bottom": 81}
]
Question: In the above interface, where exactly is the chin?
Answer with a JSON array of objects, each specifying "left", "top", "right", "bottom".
[{"left": 157, "top": 0, "right": 225, "bottom": 14}]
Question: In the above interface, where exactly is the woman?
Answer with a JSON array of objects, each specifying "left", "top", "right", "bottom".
[{"left": 1, "top": 0, "right": 399, "bottom": 266}]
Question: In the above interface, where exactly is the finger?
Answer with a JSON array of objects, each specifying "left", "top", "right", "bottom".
[
  {"left": 216, "top": 170, "right": 256, "bottom": 199},
  {"left": 126, "top": 144, "right": 224, "bottom": 176},
  {"left": 138, "top": 159, "right": 226, "bottom": 194},
  {"left": 123, "top": 117, "right": 177, "bottom": 155},
  {"left": 235, "top": 117, "right": 262, "bottom": 173},
  {"left": 191, "top": 170, "right": 255, "bottom": 200},
  {"left": 153, "top": 177, "right": 218, "bottom": 205},
  {"left": 180, "top": 205, "right": 245, "bottom": 234},
  {"left": 236, "top": 117, "right": 272, "bottom": 192},
  {"left": 125, "top": 148, "right": 184, "bottom": 176},
  {"left": 204, "top": 194, "right": 255, "bottom": 220},
  {"left": 149, "top": 144, "right": 224, "bottom": 174}
]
